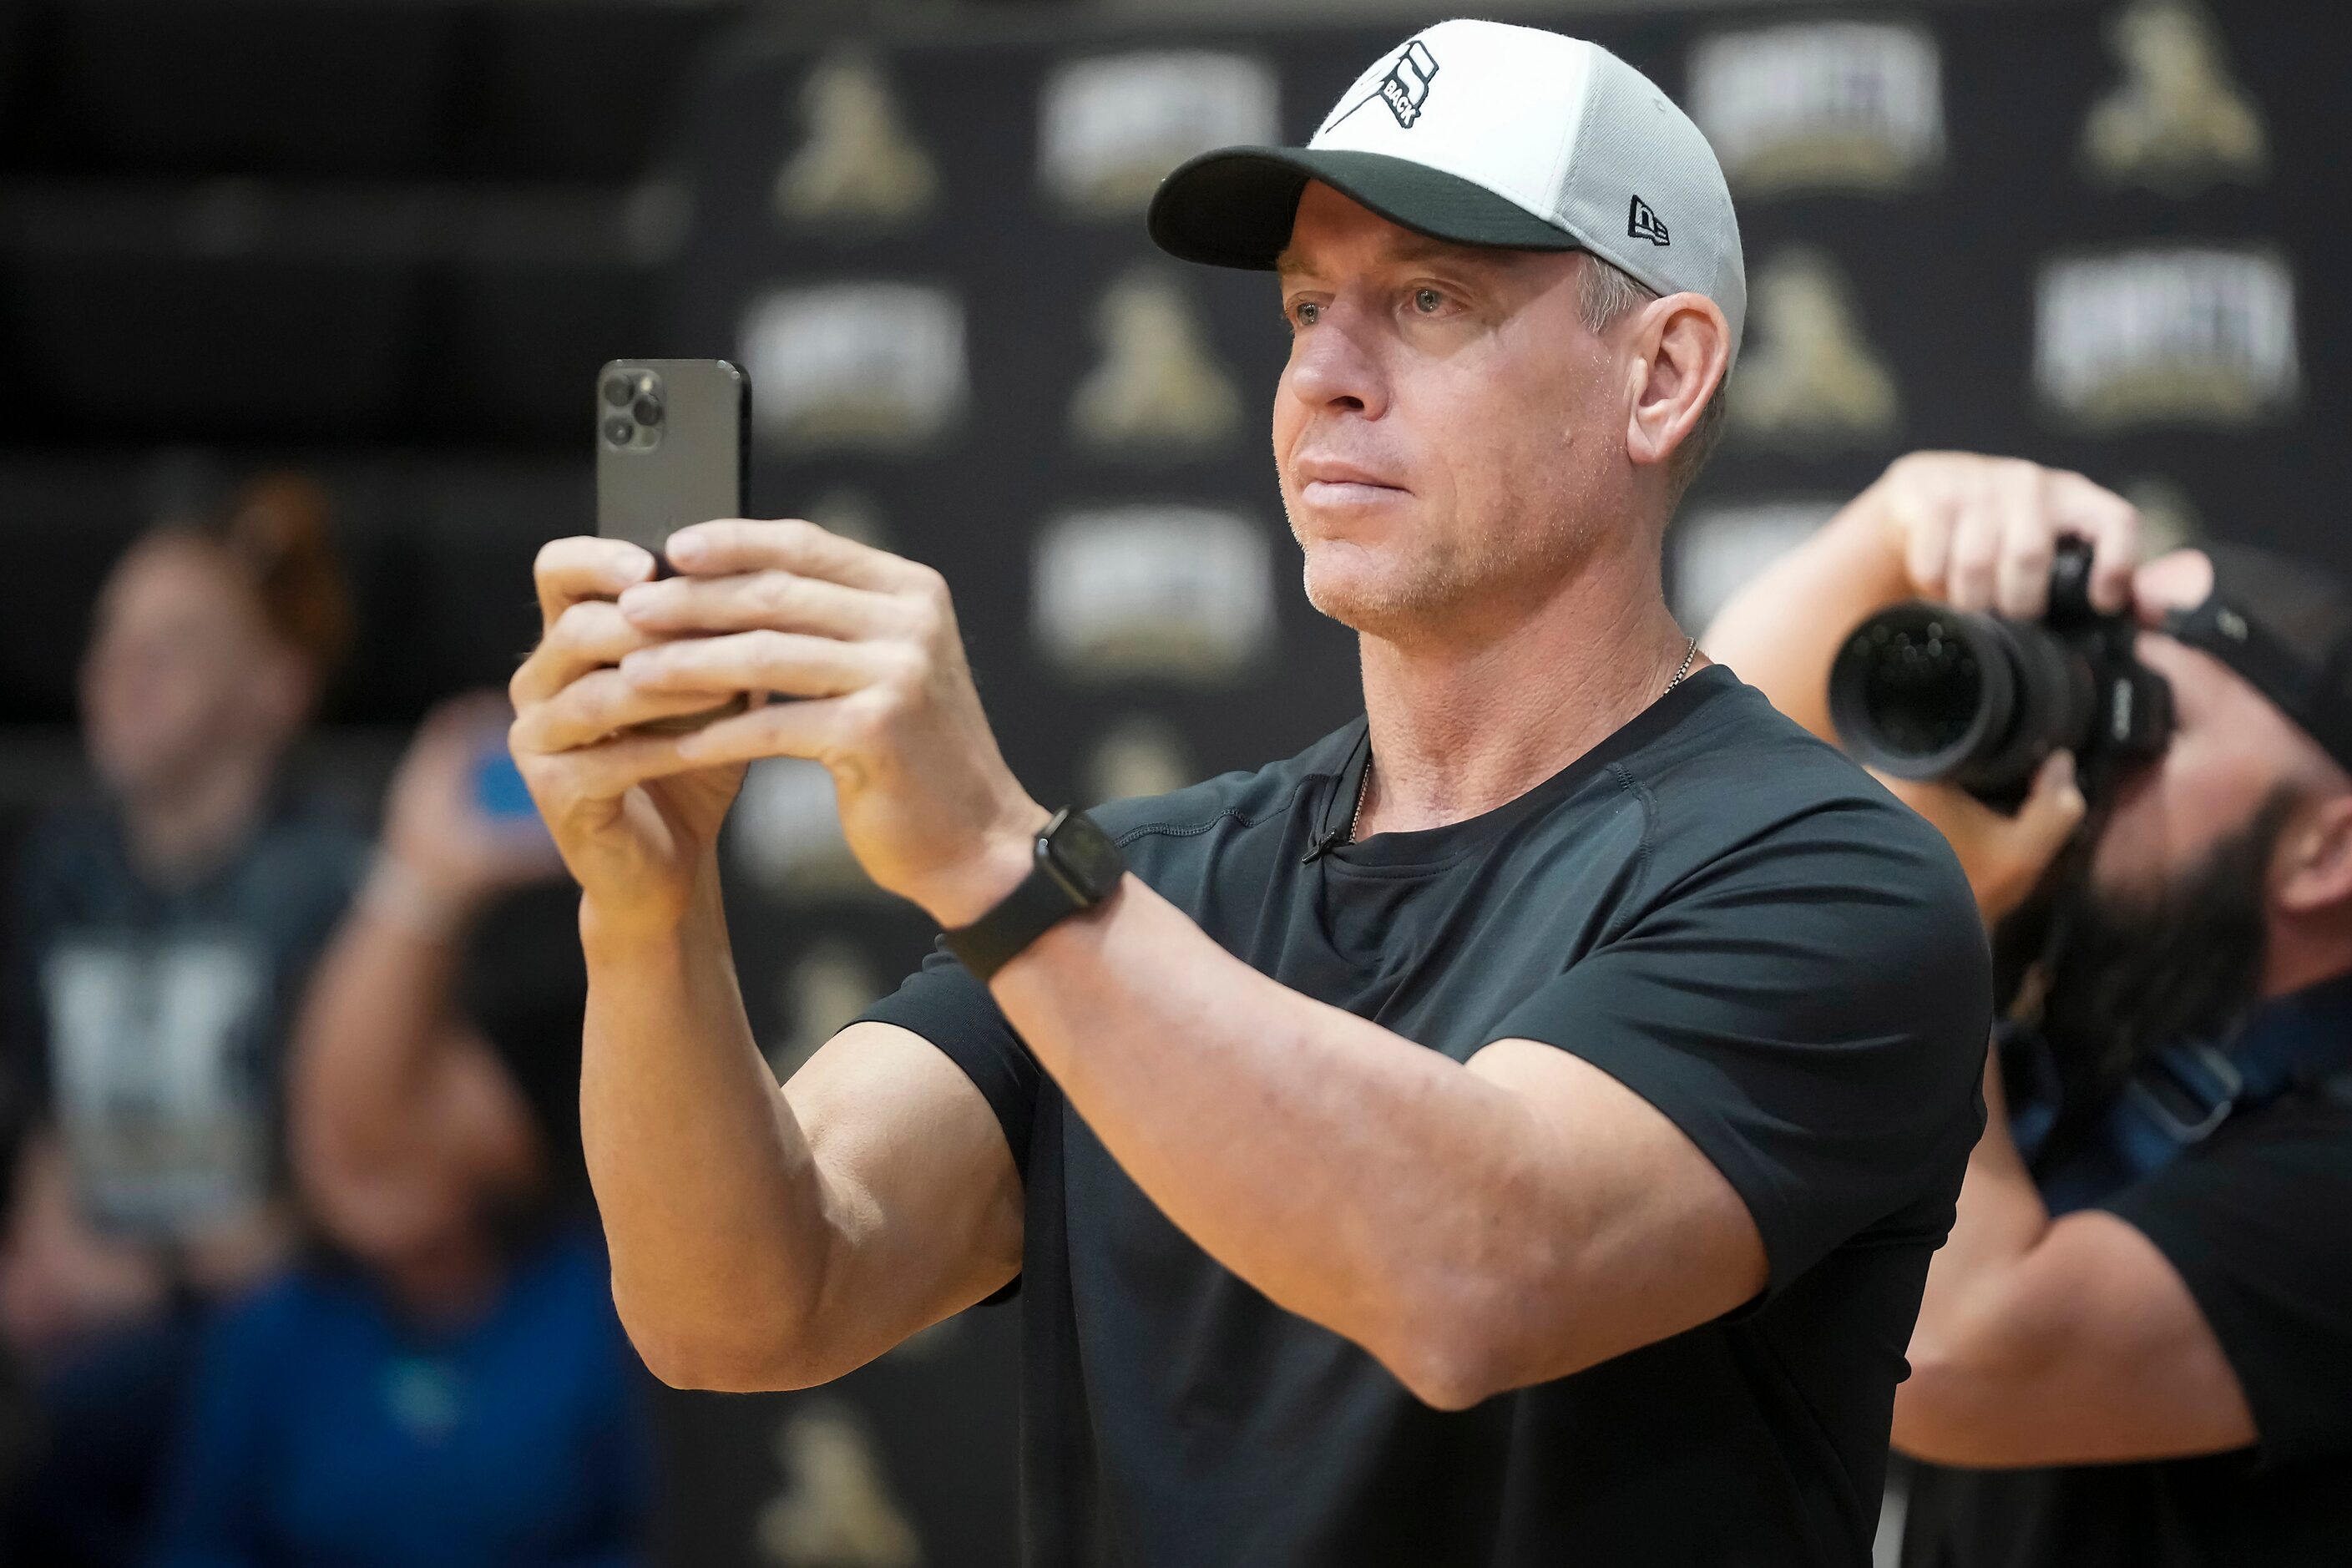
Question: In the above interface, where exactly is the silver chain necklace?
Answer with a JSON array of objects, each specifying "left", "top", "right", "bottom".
[{"left": 1345, "top": 634, "right": 1701, "bottom": 846}]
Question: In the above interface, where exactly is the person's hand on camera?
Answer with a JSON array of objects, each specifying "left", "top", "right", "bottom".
[
  {"left": 511, "top": 522, "right": 1045, "bottom": 935},
  {"left": 371, "top": 691, "right": 566, "bottom": 934},
  {"left": 1836, "top": 456, "right": 2137, "bottom": 919},
  {"left": 1883, "top": 750, "right": 2087, "bottom": 925},
  {"left": 1861, "top": 451, "right": 2142, "bottom": 619}
]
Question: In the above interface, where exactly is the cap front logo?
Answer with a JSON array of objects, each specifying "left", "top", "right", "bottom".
[
  {"left": 1627, "top": 194, "right": 1672, "bottom": 245},
  {"left": 1378, "top": 41, "right": 1439, "bottom": 128}
]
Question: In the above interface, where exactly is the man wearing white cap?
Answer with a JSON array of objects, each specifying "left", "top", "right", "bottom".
[{"left": 508, "top": 20, "right": 1990, "bottom": 1565}]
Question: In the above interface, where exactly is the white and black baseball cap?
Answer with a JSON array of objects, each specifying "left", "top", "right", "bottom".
[{"left": 1148, "top": 18, "right": 1747, "bottom": 360}]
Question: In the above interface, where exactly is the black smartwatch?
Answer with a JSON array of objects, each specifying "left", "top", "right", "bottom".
[{"left": 942, "top": 807, "right": 1126, "bottom": 980}]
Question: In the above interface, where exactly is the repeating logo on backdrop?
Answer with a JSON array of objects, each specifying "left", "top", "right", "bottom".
[
  {"left": 1033, "top": 505, "right": 1275, "bottom": 684},
  {"left": 2120, "top": 477, "right": 2208, "bottom": 557},
  {"left": 759, "top": 1400, "right": 921, "bottom": 1568},
  {"left": 1084, "top": 715, "right": 1196, "bottom": 807},
  {"left": 739, "top": 282, "right": 968, "bottom": 452},
  {"left": 1039, "top": 51, "right": 1279, "bottom": 217},
  {"left": 772, "top": 48, "right": 939, "bottom": 232},
  {"left": 1687, "top": 22, "right": 1945, "bottom": 196},
  {"left": 1727, "top": 248, "right": 1900, "bottom": 448},
  {"left": 766, "top": 941, "right": 883, "bottom": 1083},
  {"left": 1671, "top": 500, "right": 1842, "bottom": 630},
  {"left": 730, "top": 757, "right": 886, "bottom": 903},
  {"left": 1070, "top": 267, "right": 1242, "bottom": 457},
  {"left": 2035, "top": 247, "right": 2297, "bottom": 429},
  {"left": 2081, "top": 0, "right": 2267, "bottom": 195}
]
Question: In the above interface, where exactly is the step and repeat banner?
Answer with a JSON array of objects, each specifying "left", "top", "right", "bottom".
[{"left": 647, "top": 3, "right": 2344, "bottom": 1561}]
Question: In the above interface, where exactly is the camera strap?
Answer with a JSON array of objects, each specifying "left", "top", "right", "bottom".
[{"left": 2011, "top": 968, "right": 2352, "bottom": 1214}]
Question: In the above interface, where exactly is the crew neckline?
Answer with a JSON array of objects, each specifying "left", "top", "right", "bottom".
[{"left": 1325, "top": 663, "right": 1735, "bottom": 874}]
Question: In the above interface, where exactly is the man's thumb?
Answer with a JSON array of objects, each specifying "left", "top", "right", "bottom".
[{"left": 2015, "top": 750, "right": 2088, "bottom": 857}]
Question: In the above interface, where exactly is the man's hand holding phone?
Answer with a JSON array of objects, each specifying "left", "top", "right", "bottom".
[{"left": 507, "top": 520, "right": 1047, "bottom": 943}]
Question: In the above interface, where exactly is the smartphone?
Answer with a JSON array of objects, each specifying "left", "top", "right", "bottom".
[
  {"left": 595, "top": 358, "right": 748, "bottom": 564},
  {"left": 595, "top": 358, "right": 751, "bottom": 731}
]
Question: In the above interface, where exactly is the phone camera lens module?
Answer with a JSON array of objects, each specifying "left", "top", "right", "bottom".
[
  {"left": 602, "top": 375, "right": 633, "bottom": 407},
  {"left": 602, "top": 416, "right": 635, "bottom": 448},
  {"left": 632, "top": 394, "right": 664, "bottom": 427}
]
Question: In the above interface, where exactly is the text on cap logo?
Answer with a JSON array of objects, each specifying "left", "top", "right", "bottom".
[{"left": 1378, "top": 41, "right": 1439, "bottom": 128}]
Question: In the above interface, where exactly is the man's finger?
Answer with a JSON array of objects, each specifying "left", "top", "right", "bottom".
[
  {"left": 1994, "top": 474, "right": 2051, "bottom": 620},
  {"left": 1945, "top": 498, "right": 2003, "bottom": 613},
  {"left": 513, "top": 668, "right": 747, "bottom": 755},
  {"left": 620, "top": 630, "right": 898, "bottom": 701},
  {"left": 664, "top": 518, "right": 927, "bottom": 594},
  {"left": 615, "top": 569, "right": 900, "bottom": 642},
  {"left": 2008, "top": 750, "right": 2088, "bottom": 864},
  {"left": 2046, "top": 470, "right": 2142, "bottom": 614},
  {"left": 511, "top": 600, "right": 665, "bottom": 706},
  {"left": 1894, "top": 490, "right": 1955, "bottom": 599},
  {"left": 534, "top": 536, "right": 656, "bottom": 631},
  {"left": 519, "top": 728, "right": 726, "bottom": 804},
  {"left": 667, "top": 695, "right": 854, "bottom": 772}
]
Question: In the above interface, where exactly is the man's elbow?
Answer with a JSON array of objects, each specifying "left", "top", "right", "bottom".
[
  {"left": 1893, "top": 1316, "right": 2046, "bottom": 1467},
  {"left": 615, "top": 1286, "right": 836, "bottom": 1394},
  {"left": 624, "top": 1313, "right": 827, "bottom": 1394},
  {"left": 1373, "top": 1276, "right": 1558, "bottom": 1413}
]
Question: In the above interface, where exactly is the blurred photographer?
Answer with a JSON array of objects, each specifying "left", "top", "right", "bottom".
[
  {"left": 0, "top": 476, "right": 367, "bottom": 1565},
  {"left": 1707, "top": 452, "right": 2352, "bottom": 1565},
  {"left": 149, "top": 695, "right": 650, "bottom": 1566}
]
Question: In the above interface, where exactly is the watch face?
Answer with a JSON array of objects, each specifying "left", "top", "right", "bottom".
[{"left": 1044, "top": 810, "right": 1126, "bottom": 901}]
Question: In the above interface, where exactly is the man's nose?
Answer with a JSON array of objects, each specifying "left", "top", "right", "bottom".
[{"left": 1282, "top": 300, "right": 1388, "bottom": 418}]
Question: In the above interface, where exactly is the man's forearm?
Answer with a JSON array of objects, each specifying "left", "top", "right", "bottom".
[
  {"left": 578, "top": 863, "right": 837, "bottom": 1387},
  {"left": 989, "top": 877, "right": 1682, "bottom": 1409},
  {"left": 289, "top": 883, "right": 465, "bottom": 1176}
]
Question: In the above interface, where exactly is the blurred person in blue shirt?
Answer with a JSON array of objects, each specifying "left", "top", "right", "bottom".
[
  {"left": 0, "top": 476, "right": 367, "bottom": 1565},
  {"left": 149, "top": 695, "right": 650, "bottom": 1567}
]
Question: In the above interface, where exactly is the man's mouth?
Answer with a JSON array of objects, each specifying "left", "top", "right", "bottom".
[{"left": 1294, "top": 460, "right": 1407, "bottom": 505}]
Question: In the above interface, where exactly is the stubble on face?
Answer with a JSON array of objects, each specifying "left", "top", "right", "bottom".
[
  {"left": 1284, "top": 458, "right": 1603, "bottom": 642},
  {"left": 1270, "top": 194, "right": 1624, "bottom": 646}
]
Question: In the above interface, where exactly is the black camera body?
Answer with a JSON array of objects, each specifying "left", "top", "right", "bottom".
[{"left": 1828, "top": 542, "right": 2175, "bottom": 807}]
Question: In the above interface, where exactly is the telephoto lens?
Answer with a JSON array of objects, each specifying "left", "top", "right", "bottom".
[{"left": 1828, "top": 544, "right": 2172, "bottom": 805}]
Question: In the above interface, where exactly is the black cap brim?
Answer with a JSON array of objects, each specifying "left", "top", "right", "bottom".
[{"left": 1147, "top": 148, "right": 1581, "bottom": 271}]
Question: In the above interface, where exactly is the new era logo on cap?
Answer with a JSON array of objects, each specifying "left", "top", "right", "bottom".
[{"left": 1628, "top": 195, "right": 1670, "bottom": 246}]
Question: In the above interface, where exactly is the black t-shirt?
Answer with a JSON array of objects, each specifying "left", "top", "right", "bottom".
[
  {"left": 1901, "top": 1074, "right": 2352, "bottom": 1568},
  {"left": 862, "top": 666, "right": 1993, "bottom": 1566}
]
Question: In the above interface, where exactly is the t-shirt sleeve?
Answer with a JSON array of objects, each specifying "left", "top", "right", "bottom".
[
  {"left": 856, "top": 940, "right": 1040, "bottom": 1181},
  {"left": 2098, "top": 1095, "right": 2352, "bottom": 1468},
  {"left": 1485, "top": 795, "right": 1993, "bottom": 1294}
]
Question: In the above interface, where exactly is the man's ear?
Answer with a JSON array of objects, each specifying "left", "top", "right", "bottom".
[
  {"left": 2274, "top": 791, "right": 2352, "bottom": 917},
  {"left": 1623, "top": 293, "right": 1731, "bottom": 475}
]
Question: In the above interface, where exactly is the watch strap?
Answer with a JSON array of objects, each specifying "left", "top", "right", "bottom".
[{"left": 936, "top": 827, "right": 1100, "bottom": 973}]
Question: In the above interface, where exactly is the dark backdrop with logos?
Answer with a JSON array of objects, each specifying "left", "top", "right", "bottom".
[
  {"left": 646, "top": 4, "right": 2348, "bottom": 1562},
  {"left": 1, "top": 3, "right": 2343, "bottom": 1565}
]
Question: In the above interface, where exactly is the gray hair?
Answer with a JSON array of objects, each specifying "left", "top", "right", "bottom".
[{"left": 1575, "top": 256, "right": 1729, "bottom": 503}]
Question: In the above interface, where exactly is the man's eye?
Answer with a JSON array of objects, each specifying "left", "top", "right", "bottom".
[
  {"left": 1292, "top": 301, "right": 1321, "bottom": 326},
  {"left": 1413, "top": 287, "right": 1444, "bottom": 314}
]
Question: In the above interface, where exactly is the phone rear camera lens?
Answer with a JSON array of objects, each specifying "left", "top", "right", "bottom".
[
  {"left": 603, "top": 416, "right": 635, "bottom": 447},
  {"left": 633, "top": 394, "right": 664, "bottom": 426},
  {"left": 602, "top": 375, "right": 633, "bottom": 407}
]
